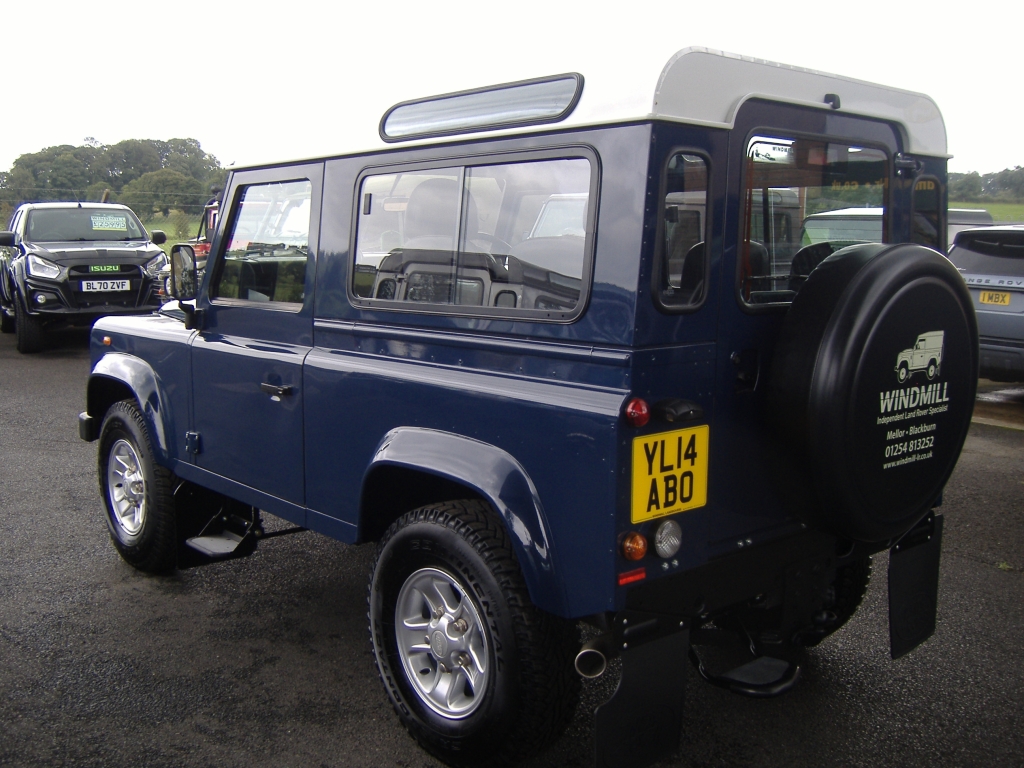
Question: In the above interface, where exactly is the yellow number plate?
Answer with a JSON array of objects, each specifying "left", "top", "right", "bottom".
[
  {"left": 631, "top": 425, "right": 709, "bottom": 523},
  {"left": 980, "top": 290, "right": 1011, "bottom": 306}
]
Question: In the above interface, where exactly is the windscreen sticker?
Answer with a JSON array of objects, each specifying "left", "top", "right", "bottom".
[
  {"left": 90, "top": 214, "right": 128, "bottom": 231},
  {"left": 877, "top": 330, "right": 948, "bottom": 471}
]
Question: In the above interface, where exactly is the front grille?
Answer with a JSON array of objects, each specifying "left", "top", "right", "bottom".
[{"left": 68, "top": 264, "right": 142, "bottom": 278}]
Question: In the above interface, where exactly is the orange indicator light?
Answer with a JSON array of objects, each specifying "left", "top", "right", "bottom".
[{"left": 621, "top": 531, "right": 648, "bottom": 561}]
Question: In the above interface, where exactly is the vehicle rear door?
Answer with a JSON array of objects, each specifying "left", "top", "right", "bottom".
[{"left": 709, "top": 100, "right": 902, "bottom": 550}]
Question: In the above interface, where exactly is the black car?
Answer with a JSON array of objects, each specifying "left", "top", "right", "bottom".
[
  {"left": 0, "top": 202, "right": 167, "bottom": 352},
  {"left": 948, "top": 225, "right": 1024, "bottom": 381}
]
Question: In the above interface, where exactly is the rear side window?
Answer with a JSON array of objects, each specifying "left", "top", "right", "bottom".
[
  {"left": 741, "top": 136, "right": 888, "bottom": 304},
  {"left": 657, "top": 153, "right": 709, "bottom": 308},
  {"left": 950, "top": 231, "right": 1024, "bottom": 277},
  {"left": 353, "top": 154, "right": 594, "bottom": 320},
  {"left": 212, "top": 180, "right": 312, "bottom": 305}
]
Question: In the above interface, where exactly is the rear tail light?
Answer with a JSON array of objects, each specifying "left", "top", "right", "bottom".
[
  {"left": 624, "top": 398, "right": 650, "bottom": 427},
  {"left": 618, "top": 567, "right": 647, "bottom": 586}
]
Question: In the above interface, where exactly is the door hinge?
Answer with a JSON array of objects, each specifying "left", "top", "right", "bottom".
[{"left": 185, "top": 431, "right": 202, "bottom": 455}]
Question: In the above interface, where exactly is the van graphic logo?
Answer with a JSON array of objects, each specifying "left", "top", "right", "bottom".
[{"left": 895, "top": 331, "right": 944, "bottom": 383}]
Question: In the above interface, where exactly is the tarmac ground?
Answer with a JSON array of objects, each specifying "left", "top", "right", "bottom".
[{"left": 1, "top": 328, "right": 1021, "bottom": 768}]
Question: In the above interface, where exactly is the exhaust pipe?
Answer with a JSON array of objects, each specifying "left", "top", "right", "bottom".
[{"left": 575, "top": 634, "right": 618, "bottom": 678}]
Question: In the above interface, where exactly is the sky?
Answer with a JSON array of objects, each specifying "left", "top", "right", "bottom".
[{"left": 3, "top": 0, "right": 1020, "bottom": 176}]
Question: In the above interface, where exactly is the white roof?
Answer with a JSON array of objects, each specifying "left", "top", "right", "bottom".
[
  {"left": 645, "top": 48, "right": 946, "bottom": 157},
  {"left": 379, "top": 47, "right": 947, "bottom": 158}
]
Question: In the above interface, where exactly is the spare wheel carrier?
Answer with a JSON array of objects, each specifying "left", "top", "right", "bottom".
[{"left": 768, "top": 243, "right": 978, "bottom": 542}]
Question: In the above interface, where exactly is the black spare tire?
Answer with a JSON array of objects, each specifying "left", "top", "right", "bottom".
[{"left": 769, "top": 243, "right": 978, "bottom": 542}]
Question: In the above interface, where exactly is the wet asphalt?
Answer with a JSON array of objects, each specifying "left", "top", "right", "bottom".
[{"left": 0, "top": 328, "right": 1021, "bottom": 768}]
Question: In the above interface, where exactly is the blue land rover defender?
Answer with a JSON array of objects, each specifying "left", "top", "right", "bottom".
[{"left": 79, "top": 49, "right": 978, "bottom": 768}]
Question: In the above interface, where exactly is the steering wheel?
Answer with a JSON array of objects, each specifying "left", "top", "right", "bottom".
[{"left": 468, "top": 232, "right": 512, "bottom": 255}]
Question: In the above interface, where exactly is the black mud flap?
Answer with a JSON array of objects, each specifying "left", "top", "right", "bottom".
[
  {"left": 594, "top": 628, "right": 688, "bottom": 768},
  {"left": 888, "top": 512, "right": 943, "bottom": 659}
]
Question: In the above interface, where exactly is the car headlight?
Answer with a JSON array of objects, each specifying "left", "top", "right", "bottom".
[
  {"left": 27, "top": 253, "right": 62, "bottom": 279},
  {"left": 144, "top": 252, "right": 168, "bottom": 277}
]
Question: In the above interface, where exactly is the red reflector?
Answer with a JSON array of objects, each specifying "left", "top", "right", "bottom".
[
  {"left": 618, "top": 567, "right": 646, "bottom": 586},
  {"left": 624, "top": 398, "right": 650, "bottom": 427}
]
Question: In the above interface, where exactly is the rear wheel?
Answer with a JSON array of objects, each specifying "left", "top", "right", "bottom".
[
  {"left": 719, "top": 556, "right": 872, "bottom": 649},
  {"left": 368, "top": 500, "right": 579, "bottom": 767},
  {"left": 14, "top": 298, "right": 45, "bottom": 353},
  {"left": 795, "top": 556, "right": 872, "bottom": 647},
  {"left": 98, "top": 400, "right": 177, "bottom": 572}
]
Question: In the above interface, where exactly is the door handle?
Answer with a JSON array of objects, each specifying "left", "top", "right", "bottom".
[{"left": 260, "top": 383, "right": 295, "bottom": 398}]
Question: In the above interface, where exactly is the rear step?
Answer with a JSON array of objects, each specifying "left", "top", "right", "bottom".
[{"left": 688, "top": 627, "right": 801, "bottom": 697}]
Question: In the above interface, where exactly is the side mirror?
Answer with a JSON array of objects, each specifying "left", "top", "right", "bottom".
[
  {"left": 0, "top": 231, "right": 15, "bottom": 247},
  {"left": 150, "top": 229, "right": 167, "bottom": 245},
  {"left": 170, "top": 243, "right": 198, "bottom": 301}
]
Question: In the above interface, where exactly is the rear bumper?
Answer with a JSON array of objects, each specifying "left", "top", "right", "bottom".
[{"left": 979, "top": 336, "right": 1024, "bottom": 382}]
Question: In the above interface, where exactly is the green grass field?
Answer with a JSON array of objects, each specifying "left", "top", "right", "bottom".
[
  {"left": 141, "top": 211, "right": 201, "bottom": 255},
  {"left": 950, "top": 201, "right": 1024, "bottom": 223}
]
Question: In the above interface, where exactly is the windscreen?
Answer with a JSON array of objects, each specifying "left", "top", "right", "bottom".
[{"left": 25, "top": 208, "right": 147, "bottom": 242}]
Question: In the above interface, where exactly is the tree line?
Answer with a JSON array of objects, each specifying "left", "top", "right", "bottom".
[
  {"left": 949, "top": 167, "right": 1024, "bottom": 202},
  {"left": 3, "top": 138, "right": 1020, "bottom": 224},
  {"left": 0, "top": 138, "right": 225, "bottom": 223}
]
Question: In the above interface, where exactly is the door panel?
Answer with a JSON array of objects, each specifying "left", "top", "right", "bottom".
[
  {"left": 189, "top": 164, "right": 323, "bottom": 508},
  {"left": 192, "top": 335, "right": 307, "bottom": 502},
  {"left": 708, "top": 101, "right": 902, "bottom": 550}
]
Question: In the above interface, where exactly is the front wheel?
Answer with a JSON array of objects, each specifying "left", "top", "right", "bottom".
[
  {"left": 368, "top": 500, "right": 579, "bottom": 767},
  {"left": 14, "top": 298, "right": 45, "bottom": 353},
  {"left": 98, "top": 400, "right": 177, "bottom": 572}
]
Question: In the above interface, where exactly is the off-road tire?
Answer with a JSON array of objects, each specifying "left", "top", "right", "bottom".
[
  {"left": 98, "top": 399, "right": 177, "bottom": 573},
  {"left": 368, "top": 500, "right": 580, "bottom": 767},
  {"left": 798, "top": 555, "right": 872, "bottom": 647},
  {"left": 14, "top": 297, "right": 45, "bottom": 353}
]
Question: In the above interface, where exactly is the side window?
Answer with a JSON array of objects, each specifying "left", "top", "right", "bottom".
[
  {"left": 742, "top": 137, "right": 888, "bottom": 304},
  {"left": 658, "top": 153, "right": 708, "bottom": 307},
  {"left": 912, "top": 176, "right": 942, "bottom": 250},
  {"left": 353, "top": 156, "right": 592, "bottom": 318},
  {"left": 213, "top": 180, "right": 312, "bottom": 305}
]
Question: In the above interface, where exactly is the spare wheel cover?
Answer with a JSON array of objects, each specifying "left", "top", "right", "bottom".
[{"left": 769, "top": 243, "right": 978, "bottom": 542}]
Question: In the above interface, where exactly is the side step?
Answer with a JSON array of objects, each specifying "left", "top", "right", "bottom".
[{"left": 177, "top": 495, "right": 305, "bottom": 565}]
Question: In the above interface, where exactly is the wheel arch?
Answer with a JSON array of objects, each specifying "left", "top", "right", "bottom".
[
  {"left": 360, "top": 427, "right": 568, "bottom": 616},
  {"left": 88, "top": 354, "right": 172, "bottom": 464}
]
